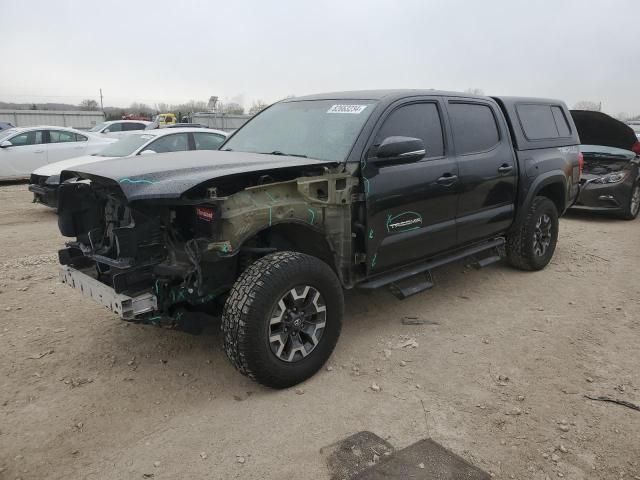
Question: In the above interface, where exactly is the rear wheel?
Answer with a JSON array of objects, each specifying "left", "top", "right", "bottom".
[
  {"left": 222, "top": 251, "right": 343, "bottom": 388},
  {"left": 506, "top": 196, "right": 559, "bottom": 271},
  {"left": 621, "top": 182, "right": 640, "bottom": 220}
]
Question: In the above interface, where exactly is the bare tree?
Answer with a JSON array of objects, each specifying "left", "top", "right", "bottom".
[
  {"left": 79, "top": 99, "right": 99, "bottom": 111},
  {"left": 248, "top": 100, "right": 269, "bottom": 115},
  {"left": 155, "top": 102, "right": 169, "bottom": 113},
  {"left": 220, "top": 102, "right": 245, "bottom": 115},
  {"left": 573, "top": 101, "right": 601, "bottom": 111}
]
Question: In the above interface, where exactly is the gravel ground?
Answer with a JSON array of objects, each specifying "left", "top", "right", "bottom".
[{"left": 1, "top": 182, "right": 639, "bottom": 480}]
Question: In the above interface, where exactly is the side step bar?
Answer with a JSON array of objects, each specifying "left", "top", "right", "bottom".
[{"left": 357, "top": 238, "right": 505, "bottom": 294}]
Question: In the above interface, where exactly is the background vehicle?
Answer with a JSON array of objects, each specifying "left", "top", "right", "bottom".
[
  {"left": 29, "top": 127, "right": 227, "bottom": 208},
  {"left": 571, "top": 110, "right": 640, "bottom": 219},
  {"left": 89, "top": 120, "right": 151, "bottom": 138},
  {"left": 0, "top": 126, "right": 115, "bottom": 180},
  {"left": 0, "top": 121, "right": 14, "bottom": 131},
  {"left": 154, "top": 113, "right": 177, "bottom": 128},
  {"left": 55, "top": 90, "right": 579, "bottom": 388},
  {"left": 164, "top": 123, "right": 210, "bottom": 129},
  {"left": 628, "top": 121, "right": 640, "bottom": 140}
]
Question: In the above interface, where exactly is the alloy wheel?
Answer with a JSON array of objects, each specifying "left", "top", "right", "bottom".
[
  {"left": 533, "top": 213, "right": 552, "bottom": 257},
  {"left": 268, "top": 285, "right": 327, "bottom": 362}
]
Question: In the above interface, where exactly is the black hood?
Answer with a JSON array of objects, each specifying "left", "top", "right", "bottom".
[
  {"left": 61, "top": 150, "right": 336, "bottom": 202},
  {"left": 570, "top": 110, "right": 637, "bottom": 150}
]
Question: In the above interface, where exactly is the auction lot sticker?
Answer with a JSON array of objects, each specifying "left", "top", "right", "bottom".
[{"left": 327, "top": 104, "right": 368, "bottom": 114}]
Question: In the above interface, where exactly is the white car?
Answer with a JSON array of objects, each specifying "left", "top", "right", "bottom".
[
  {"left": 88, "top": 120, "right": 151, "bottom": 138},
  {"left": 29, "top": 127, "right": 228, "bottom": 207},
  {"left": 0, "top": 126, "right": 116, "bottom": 181}
]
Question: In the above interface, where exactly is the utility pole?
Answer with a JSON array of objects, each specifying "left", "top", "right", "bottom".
[{"left": 99, "top": 88, "right": 104, "bottom": 114}]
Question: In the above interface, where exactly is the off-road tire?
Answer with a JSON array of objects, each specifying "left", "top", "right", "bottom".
[
  {"left": 222, "top": 251, "right": 343, "bottom": 389},
  {"left": 506, "top": 196, "right": 559, "bottom": 271},
  {"left": 620, "top": 182, "right": 640, "bottom": 220}
]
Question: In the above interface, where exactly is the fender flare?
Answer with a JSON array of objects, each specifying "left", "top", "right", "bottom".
[{"left": 516, "top": 171, "right": 568, "bottom": 225}]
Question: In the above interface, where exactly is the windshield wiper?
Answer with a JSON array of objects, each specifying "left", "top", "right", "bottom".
[{"left": 263, "top": 150, "right": 308, "bottom": 158}]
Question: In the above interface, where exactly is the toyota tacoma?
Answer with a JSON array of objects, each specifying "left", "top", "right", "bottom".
[{"left": 55, "top": 90, "right": 581, "bottom": 388}]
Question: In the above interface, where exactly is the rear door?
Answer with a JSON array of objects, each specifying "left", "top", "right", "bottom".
[
  {"left": 1, "top": 130, "right": 47, "bottom": 177},
  {"left": 445, "top": 100, "right": 517, "bottom": 244},
  {"left": 364, "top": 98, "right": 460, "bottom": 273},
  {"left": 46, "top": 130, "right": 88, "bottom": 163}
]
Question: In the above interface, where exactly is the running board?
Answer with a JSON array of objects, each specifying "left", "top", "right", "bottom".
[
  {"left": 389, "top": 271, "right": 434, "bottom": 300},
  {"left": 358, "top": 238, "right": 505, "bottom": 292}
]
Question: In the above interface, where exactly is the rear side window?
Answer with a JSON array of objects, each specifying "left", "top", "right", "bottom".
[
  {"left": 375, "top": 103, "right": 444, "bottom": 157},
  {"left": 193, "top": 132, "right": 226, "bottom": 150},
  {"left": 551, "top": 106, "right": 571, "bottom": 137},
  {"left": 448, "top": 102, "right": 500, "bottom": 155},
  {"left": 49, "top": 130, "right": 78, "bottom": 143},
  {"left": 517, "top": 104, "right": 572, "bottom": 140},
  {"left": 105, "top": 123, "right": 122, "bottom": 133},
  {"left": 123, "top": 122, "right": 146, "bottom": 131}
]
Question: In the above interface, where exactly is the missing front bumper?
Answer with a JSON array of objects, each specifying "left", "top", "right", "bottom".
[{"left": 59, "top": 265, "right": 157, "bottom": 320}]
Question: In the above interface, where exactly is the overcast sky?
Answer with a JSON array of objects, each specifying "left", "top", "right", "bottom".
[{"left": 0, "top": 0, "right": 637, "bottom": 115}]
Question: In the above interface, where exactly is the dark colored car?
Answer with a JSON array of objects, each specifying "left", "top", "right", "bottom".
[
  {"left": 0, "top": 122, "right": 15, "bottom": 131},
  {"left": 570, "top": 110, "right": 640, "bottom": 219},
  {"left": 55, "top": 90, "right": 580, "bottom": 388}
]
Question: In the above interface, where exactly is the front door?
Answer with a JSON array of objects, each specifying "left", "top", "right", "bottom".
[
  {"left": 363, "top": 99, "right": 460, "bottom": 274},
  {"left": 1, "top": 129, "right": 47, "bottom": 178}
]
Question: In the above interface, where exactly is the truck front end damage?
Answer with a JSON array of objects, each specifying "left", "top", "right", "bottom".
[{"left": 56, "top": 166, "right": 357, "bottom": 326}]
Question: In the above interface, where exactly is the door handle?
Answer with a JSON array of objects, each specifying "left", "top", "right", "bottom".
[
  {"left": 34, "top": 150, "right": 45, "bottom": 154},
  {"left": 436, "top": 174, "right": 458, "bottom": 186},
  {"left": 498, "top": 164, "right": 514, "bottom": 174}
]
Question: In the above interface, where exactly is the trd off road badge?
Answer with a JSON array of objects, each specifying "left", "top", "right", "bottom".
[{"left": 386, "top": 211, "right": 423, "bottom": 233}]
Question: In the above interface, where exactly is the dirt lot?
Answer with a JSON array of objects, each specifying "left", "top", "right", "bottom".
[{"left": 1, "top": 182, "right": 639, "bottom": 480}]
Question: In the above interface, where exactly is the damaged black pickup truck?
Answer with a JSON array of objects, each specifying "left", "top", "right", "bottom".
[{"left": 56, "top": 90, "right": 581, "bottom": 388}]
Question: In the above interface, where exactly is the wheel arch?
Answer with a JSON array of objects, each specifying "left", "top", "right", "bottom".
[
  {"left": 237, "top": 221, "right": 341, "bottom": 279},
  {"left": 518, "top": 172, "right": 567, "bottom": 224}
]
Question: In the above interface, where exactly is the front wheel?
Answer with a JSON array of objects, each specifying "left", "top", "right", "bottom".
[
  {"left": 222, "top": 251, "right": 343, "bottom": 388},
  {"left": 620, "top": 182, "right": 640, "bottom": 220},
  {"left": 506, "top": 196, "right": 559, "bottom": 271}
]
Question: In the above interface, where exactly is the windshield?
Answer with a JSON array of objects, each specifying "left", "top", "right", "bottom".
[
  {"left": 89, "top": 122, "right": 108, "bottom": 132},
  {"left": 96, "top": 133, "right": 156, "bottom": 157},
  {"left": 222, "top": 100, "right": 376, "bottom": 161},
  {"left": 0, "top": 128, "right": 18, "bottom": 141}
]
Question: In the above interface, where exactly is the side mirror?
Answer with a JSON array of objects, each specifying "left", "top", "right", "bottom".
[
  {"left": 0, "top": 140, "right": 12, "bottom": 148},
  {"left": 140, "top": 149, "right": 157, "bottom": 155},
  {"left": 371, "top": 136, "right": 425, "bottom": 164}
]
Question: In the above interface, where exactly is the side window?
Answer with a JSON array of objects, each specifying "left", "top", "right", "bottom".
[
  {"left": 49, "top": 130, "right": 77, "bottom": 143},
  {"left": 124, "top": 123, "right": 146, "bottom": 131},
  {"left": 105, "top": 123, "right": 122, "bottom": 133},
  {"left": 448, "top": 102, "right": 500, "bottom": 155},
  {"left": 551, "top": 106, "right": 571, "bottom": 137},
  {"left": 517, "top": 104, "right": 559, "bottom": 140},
  {"left": 375, "top": 103, "right": 444, "bottom": 158},
  {"left": 144, "top": 133, "right": 189, "bottom": 153},
  {"left": 9, "top": 130, "right": 44, "bottom": 146},
  {"left": 75, "top": 133, "right": 88, "bottom": 142},
  {"left": 193, "top": 132, "right": 225, "bottom": 151}
]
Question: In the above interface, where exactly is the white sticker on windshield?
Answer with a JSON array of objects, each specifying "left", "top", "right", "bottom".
[{"left": 327, "top": 104, "right": 368, "bottom": 114}]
